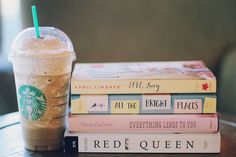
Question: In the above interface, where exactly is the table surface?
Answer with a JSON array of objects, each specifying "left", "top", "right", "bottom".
[{"left": 0, "top": 112, "right": 236, "bottom": 157}]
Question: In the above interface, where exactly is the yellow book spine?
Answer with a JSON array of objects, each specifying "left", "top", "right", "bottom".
[{"left": 71, "top": 79, "right": 216, "bottom": 94}]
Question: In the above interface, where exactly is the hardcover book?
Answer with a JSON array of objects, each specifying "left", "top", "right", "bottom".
[
  {"left": 68, "top": 114, "right": 218, "bottom": 133},
  {"left": 64, "top": 132, "right": 221, "bottom": 153},
  {"left": 71, "top": 61, "right": 216, "bottom": 94},
  {"left": 71, "top": 94, "right": 217, "bottom": 114}
]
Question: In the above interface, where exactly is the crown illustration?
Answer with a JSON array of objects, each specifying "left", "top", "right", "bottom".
[{"left": 22, "top": 87, "right": 36, "bottom": 96}]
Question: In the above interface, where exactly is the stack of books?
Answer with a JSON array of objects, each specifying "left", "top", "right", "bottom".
[{"left": 64, "top": 61, "right": 220, "bottom": 153}]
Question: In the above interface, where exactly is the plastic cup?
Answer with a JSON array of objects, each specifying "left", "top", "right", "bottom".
[{"left": 8, "top": 27, "right": 76, "bottom": 151}]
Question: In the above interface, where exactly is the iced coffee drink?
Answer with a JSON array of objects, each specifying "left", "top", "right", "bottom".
[{"left": 9, "top": 27, "right": 76, "bottom": 151}]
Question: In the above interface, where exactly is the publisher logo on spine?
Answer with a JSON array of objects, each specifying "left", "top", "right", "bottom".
[{"left": 18, "top": 85, "right": 47, "bottom": 121}]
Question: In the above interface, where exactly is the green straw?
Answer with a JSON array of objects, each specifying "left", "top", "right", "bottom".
[{"left": 31, "top": 5, "right": 40, "bottom": 38}]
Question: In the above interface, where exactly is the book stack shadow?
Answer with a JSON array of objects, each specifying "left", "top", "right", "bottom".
[{"left": 64, "top": 61, "right": 220, "bottom": 153}]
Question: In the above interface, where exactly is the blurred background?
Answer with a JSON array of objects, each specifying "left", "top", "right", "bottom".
[{"left": 0, "top": 0, "right": 236, "bottom": 115}]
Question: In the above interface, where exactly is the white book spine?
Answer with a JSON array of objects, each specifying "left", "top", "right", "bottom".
[{"left": 64, "top": 132, "right": 221, "bottom": 153}]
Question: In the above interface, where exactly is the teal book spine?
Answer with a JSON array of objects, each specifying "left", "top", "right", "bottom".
[{"left": 71, "top": 94, "right": 216, "bottom": 114}]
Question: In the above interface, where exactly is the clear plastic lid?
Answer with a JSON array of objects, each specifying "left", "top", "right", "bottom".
[{"left": 9, "top": 27, "right": 76, "bottom": 62}]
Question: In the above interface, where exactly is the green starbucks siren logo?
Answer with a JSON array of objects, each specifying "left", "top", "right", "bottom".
[{"left": 18, "top": 85, "right": 47, "bottom": 121}]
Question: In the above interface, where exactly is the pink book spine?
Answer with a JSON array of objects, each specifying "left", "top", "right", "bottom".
[{"left": 68, "top": 114, "right": 218, "bottom": 133}]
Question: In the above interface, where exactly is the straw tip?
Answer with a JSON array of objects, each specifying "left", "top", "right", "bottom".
[
  {"left": 31, "top": 5, "right": 36, "bottom": 10},
  {"left": 31, "top": 5, "right": 40, "bottom": 38}
]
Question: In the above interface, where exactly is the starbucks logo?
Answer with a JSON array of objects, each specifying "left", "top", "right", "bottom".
[{"left": 18, "top": 85, "right": 47, "bottom": 121}]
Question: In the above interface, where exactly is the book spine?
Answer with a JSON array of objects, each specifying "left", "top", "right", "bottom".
[
  {"left": 68, "top": 114, "right": 218, "bottom": 133},
  {"left": 71, "top": 79, "right": 216, "bottom": 94},
  {"left": 71, "top": 94, "right": 217, "bottom": 114},
  {"left": 64, "top": 132, "right": 221, "bottom": 153}
]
